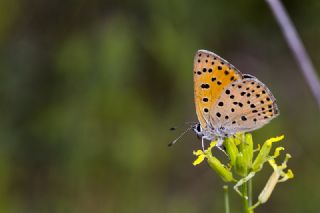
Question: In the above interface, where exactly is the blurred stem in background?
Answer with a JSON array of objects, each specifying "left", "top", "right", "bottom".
[{"left": 265, "top": 0, "right": 320, "bottom": 109}]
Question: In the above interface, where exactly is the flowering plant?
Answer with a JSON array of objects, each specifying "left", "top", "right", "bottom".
[{"left": 193, "top": 133, "right": 293, "bottom": 212}]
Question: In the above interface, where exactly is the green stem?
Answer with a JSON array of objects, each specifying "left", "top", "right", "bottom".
[
  {"left": 242, "top": 182, "right": 250, "bottom": 213},
  {"left": 223, "top": 185, "right": 230, "bottom": 213},
  {"left": 248, "top": 179, "right": 252, "bottom": 207}
]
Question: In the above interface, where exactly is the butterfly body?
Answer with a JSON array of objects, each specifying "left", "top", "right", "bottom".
[
  {"left": 193, "top": 121, "right": 233, "bottom": 147},
  {"left": 193, "top": 50, "right": 279, "bottom": 147}
]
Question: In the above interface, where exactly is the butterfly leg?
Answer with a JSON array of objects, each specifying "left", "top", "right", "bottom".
[
  {"left": 216, "top": 137, "right": 229, "bottom": 157},
  {"left": 217, "top": 137, "right": 224, "bottom": 146},
  {"left": 201, "top": 137, "right": 205, "bottom": 151}
]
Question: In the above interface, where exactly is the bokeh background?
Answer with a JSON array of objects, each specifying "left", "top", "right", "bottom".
[{"left": 0, "top": 0, "right": 319, "bottom": 212}]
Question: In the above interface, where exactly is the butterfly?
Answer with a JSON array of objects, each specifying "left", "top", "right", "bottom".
[{"left": 192, "top": 50, "right": 279, "bottom": 148}]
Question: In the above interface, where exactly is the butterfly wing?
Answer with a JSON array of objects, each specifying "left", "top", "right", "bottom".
[
  {"left": 209, "top": 74, "right": 279, "bottom": 134},
  {"left": 193, "top": 50, "right": 243, "bottom": 129}
]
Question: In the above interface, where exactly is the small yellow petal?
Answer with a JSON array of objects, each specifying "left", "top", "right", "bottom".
[
  {"left": 193, "top": 150, "right": 204, "bottom": 156},
  {"left": 252, "top": 135, "right": 285, "bottom": 172},
  {"left": 268, "top": 159, "right": 278, "bottom": 171},
  {"left": 208, "top": 141, "right": 217, "bottom": 150},
  {"left": 273, "top": 147, "right": 284, "bottom": 158},
  {"left": 278, "top": 169, "right": 294, "bottom": 182},
  {"left": 253, "top": 144, "right": 261, "bottom": 153},
  {"left": 268, "top": 152, "right": 294, "bottom": 182},
  {"left": 286, "top": 169, "right": 294, "bottom": 179},
  {"left": 193, "top": 155, "right": 205, "bottom": 166},
  {"left": 265, "top": 135, "right": 285, "bottom": 144}
]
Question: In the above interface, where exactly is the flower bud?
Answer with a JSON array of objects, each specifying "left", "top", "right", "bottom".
[
  {"left": 252, "top": 135, "right": 284, "bottom": 172},
  {"left": 224, "top": 137, "right": 238, "bottom": 167},
  {"left": 207, "top": 154, "right": 236, "bottom": 182},
  {"left": 235, "top": 153, "right": 248, "bottom": 177},
  {"left": 243, "top": 133, "right": 253, "bottom": 166}
]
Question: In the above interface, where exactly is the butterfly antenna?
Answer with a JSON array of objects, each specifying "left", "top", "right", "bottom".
[
  {"left": 168, "top": 125, "right": 194, "bottom": 147},
  {"left": 184, "top": 121, "right": 198, "bottom": 125},
  {"left": 169, "top": 121, "right": 197, "bottom": 131}
]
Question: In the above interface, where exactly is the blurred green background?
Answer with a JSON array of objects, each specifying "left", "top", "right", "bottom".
[{"left": 0, "top": 0, "right": 319, "bottom": 212}]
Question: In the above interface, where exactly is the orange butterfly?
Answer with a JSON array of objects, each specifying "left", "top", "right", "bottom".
[{"left": 192, "top": 50, "right": 279, "bottom": 149}]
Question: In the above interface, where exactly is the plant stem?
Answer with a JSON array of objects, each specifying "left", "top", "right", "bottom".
[
  {"left": 242, "top": 182, "right": 250, "bottom": 213},
  {"left": 223, "top": 185, "right": 230, "bottom": 213},
  {"left": 248, "top": 179, "right": 252, "bottom": 207}
]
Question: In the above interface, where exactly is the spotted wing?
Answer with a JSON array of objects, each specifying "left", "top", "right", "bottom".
[
  {"left": 209, "top": 74, "right": 279, "bottom": 134},
  {"left": 193, "top": 50, "right": 243, "bottom": 129}
]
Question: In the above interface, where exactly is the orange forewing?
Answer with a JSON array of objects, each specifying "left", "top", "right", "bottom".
[{"left": 193, "top": 50, "right": 242, "bottom": 128}]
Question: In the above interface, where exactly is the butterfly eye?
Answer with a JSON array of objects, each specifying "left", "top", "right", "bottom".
[
  {"left": 193, "top": 124, "right": 203, "bottom": 138},
  {"left": 196, "top": 124, "right": 201, "bottom": 132}
]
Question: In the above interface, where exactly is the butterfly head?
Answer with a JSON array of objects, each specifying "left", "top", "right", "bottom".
[
  {"left": 193, "top": 123, "right": 228, "bottom": 147},
  {"left": 193, "top": 123, "right": 203, "bottom": 139}
]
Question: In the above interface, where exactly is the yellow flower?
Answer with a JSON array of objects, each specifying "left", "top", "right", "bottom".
[
  {"left": 252, "top": 135, "right": 284, "bottom": 172},
  {"left": 234, "top": 135, "right": 286, "bottom": 197},
  {"left": 193, "top": 141, "right": 236, "bottom": 182},
  {"left": 250, "top": 154, "right": 294, "bottom": 210},
  {"left": 192, "top": 150, "right": 206, "bottom": 166},
  {"left": 192, "top": 133, "right": 293, "bottom": 210}
]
